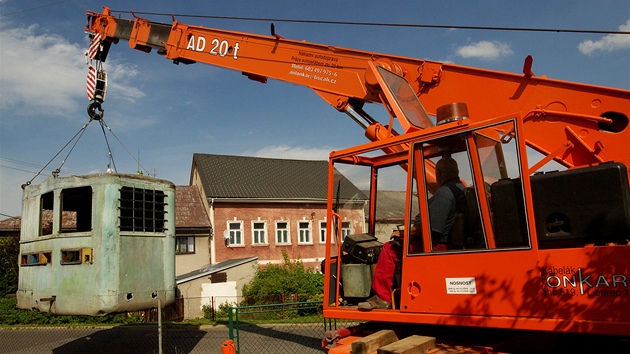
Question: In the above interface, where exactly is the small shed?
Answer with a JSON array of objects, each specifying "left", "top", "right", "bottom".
[{"left": 176, "top": 256, "right": 258, "bottom": 319}]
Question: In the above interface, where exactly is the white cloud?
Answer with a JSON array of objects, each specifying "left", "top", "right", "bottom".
[
  {"left": 455, "top": 40, "right": 513, "bottom": 60},
  {"left": 0, "top": 24, "right": 145, "bottom": 117},
  {"left": 252, "top": 145, "right": 331, "bottom": 160},
  {"left": 578, "top": 19, "right": 630, "bottom": 55}
]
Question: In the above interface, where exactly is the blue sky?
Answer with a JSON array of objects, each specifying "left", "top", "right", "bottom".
[{"left": 1, "top": 0, "right": 629, "bottom": 219}]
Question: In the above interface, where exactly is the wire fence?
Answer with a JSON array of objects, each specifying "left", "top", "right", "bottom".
[
  {"left": 0, "top": 296, "right": 359, "bottom": 354},
  {"left": 227, "top": 301, "right": 351, "bottom": 354}
]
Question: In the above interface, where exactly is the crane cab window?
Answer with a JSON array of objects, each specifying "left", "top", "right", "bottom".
[{"left": 408, "top": 120, "right": 531, "bottom": 254}]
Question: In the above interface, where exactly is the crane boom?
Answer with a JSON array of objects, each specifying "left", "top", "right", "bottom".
[{"left": 86, "top": 7, "right": 630, "bottom": 171}]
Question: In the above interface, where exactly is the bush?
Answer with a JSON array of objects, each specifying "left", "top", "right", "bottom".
[
  {"left": 0, "top": 297, "right": 143, "bottom": 326},
  {"left": 0, "top": 236, "right": 19, "bottom": 297},
  {"left": 241, "top": 251, "right": 323, "bottom": 306},
  {"left": 202, "top": 301, "right": 235, "bottom": 320}
]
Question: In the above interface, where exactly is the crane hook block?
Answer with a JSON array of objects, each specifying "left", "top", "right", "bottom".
[{"left": 87, "top": 101, "right": 104, "bottom": 120}]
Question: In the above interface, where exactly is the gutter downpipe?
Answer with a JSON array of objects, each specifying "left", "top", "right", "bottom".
[{"left": 210, "top": 198, "right": 216, "bottom": 264}]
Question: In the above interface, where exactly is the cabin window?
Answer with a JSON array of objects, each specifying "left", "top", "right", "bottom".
[
  {"left": 298, "top": 221, "right": 312, "bottom": 244},
  {"left": 276, "top": 221, "right": 290, "bottom": 244},
  {"left": 20, "top": 251, "right": 51, "bottom": 266},
  {"left": 61, "top": 186, "right": 92, "bottom": 233},
  {"left": 418, "top": 132, "right": 483, "bottom": 252},
  {"left": 60, "top": 249, "right": 81, "bottom": 265},
  {"left": 473, "top": 121, "right": 530, "bottom": 249},
  {"left": 40, "top": 191, "right": 54, "bottom": 236},
  {"left": 119, "top": 187, "right": 167, "bottom": 233},
  {"left": 407, "top": 121, "right": 531, "bottom": 254},
  {"left": 176, "top": 236, "right": 195, "bottom": 254}
]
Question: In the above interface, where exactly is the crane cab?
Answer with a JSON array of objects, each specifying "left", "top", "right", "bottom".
[
  {"left": 17, "top": 173, "right": 176, "bottom": 316},
  {"left": 324, "top": 114, "right": 630, "bottom": 336}
]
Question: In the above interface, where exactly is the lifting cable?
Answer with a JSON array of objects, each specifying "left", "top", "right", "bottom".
[
  {"left": 98, "top": 118, "right": 117, "bottom": 174},
  {"left": 22, "top": 115, "right": 152, "bottom": 189},
  {"left": 97, "top": 118, "right": 151, "bottom": 176},
  {"left": 22, "top": 118, "right": 92, "bottom": 188}
]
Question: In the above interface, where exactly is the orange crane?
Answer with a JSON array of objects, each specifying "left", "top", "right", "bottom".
[{"left": 85, "top": 7, "right": 630, "bottom": 351}]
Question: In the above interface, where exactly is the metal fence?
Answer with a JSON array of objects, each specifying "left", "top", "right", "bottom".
[
  {"left": 0, "top": 297, "right": 358, "bottom": 354},
  {"left": 228, "top": 301, "right": 327, "bottom": 354}
]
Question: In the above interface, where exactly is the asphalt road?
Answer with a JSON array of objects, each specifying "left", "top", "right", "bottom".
[
  {"left": 0, "top": 324, "right": 327, "bottom": 354},
  {"left": 0, "top": 325, "right": 224, "bottom": 354}
]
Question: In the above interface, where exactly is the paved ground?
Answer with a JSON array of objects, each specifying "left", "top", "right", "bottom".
[
  {"left": 0, "top": 325, "right": 227, "bottom": 354},
  {"left": 0, "top": 324, "right": 327, "bottom": 354}
]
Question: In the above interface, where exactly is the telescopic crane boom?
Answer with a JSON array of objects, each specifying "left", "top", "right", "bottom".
[{"left": 85, "top": 7, "right": 630, "bottom": 172}]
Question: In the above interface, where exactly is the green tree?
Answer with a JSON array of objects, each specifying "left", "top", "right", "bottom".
[
  {"left": 241, "top": 251, "right": 323, "bottom": 305},
  {"left": 0, "top": 236, "right": 19, "bottom": 297}
]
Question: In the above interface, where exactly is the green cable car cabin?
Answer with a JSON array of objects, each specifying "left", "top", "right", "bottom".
[{"left": 17, "top": 173, "right": 176, "bottom": 316}]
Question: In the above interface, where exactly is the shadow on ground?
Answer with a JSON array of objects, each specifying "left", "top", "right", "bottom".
[{"left": 52, "top": 324, "right": 206, "bottom": 354}]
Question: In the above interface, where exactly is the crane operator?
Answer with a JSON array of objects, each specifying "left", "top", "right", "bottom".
[{"left": 358, "top": 157, "right": 464, "bottom": 310}]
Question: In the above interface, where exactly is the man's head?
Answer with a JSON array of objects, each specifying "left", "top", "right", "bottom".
[{"left": 435, "top": 157, "right": 459, "bottom": 186}]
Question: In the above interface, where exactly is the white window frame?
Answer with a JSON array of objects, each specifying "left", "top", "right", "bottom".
[
  {"left": 252, "top": 220, "right": 267, "bottom": 245},
  {"left": 227, "top": 220, "right": 244, "bottom": 247},
  {"left": 341, "top": 221, "right": 352, "bottom": 242},
  {"left": 275, "top": 221, "right": 290, "bottom": 245},
  {"left": 319, "top": 221, "right": 327, "bottom": 244},
  {"left": 298, "top": 220, "right": 312, "bottom": 245}
]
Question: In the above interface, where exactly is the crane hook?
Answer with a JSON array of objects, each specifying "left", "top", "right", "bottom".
[{"left": 87, "top": 101, "right": 104, "bottom": 120}]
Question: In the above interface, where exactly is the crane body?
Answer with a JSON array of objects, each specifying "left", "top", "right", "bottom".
[{"left": 84, "top": 7, "right": 630, "bottom": 348}]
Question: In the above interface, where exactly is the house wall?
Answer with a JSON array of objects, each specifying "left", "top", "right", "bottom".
[
  {"left": 212, "top": 202, "right": 365, "bottom": 270},
  {"left": 177, "top": 260, "right": 257, "bottom": 320},
  {"left": 175, "top": 235, "right": 210, "bottom": 275}
]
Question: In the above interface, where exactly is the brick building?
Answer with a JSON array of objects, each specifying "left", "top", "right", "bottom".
[{"left": 190, "top": 153, "right": 367, "bottom": 270}]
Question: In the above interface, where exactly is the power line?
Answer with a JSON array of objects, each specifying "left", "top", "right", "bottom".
[
  {"left": 111, "top": 10, "right": 630, "bottom": 35},
  {"left": 0, "top": 0, "right": 72, "bottom": 18}
]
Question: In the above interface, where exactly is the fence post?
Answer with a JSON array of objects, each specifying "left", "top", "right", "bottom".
[
  {"left": 158, "top": 298, "right": 163, "bottom": 354},
  {"left": 212, "top": 296, "right": 215, "bottom": 321}
]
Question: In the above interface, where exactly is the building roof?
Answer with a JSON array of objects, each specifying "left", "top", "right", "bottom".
[
  {"left": 176, "top": 256, "right": 258, "bottom": 284},
  {"left": 0, "top": 210, "right": 76, "bottom": 231},
  {"left": 372, "top": 190, "right": 407, "bottom": 221},
  {"left": 175, "top": 185, "right": 212, "bottom": 229},
  {"left": 192, "top": 153, "right": 366, "bottom": 202}
]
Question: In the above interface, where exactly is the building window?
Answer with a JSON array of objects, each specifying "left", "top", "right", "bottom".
[
  {"left": 276, "top": 221, "right": 290, "bottom": 244},
  {"left": 298, "top": 221, "right": 312, "bottom": 244},
  {"left": 176, "top": 236, "right": 195, "bottom": 254},
  {"left": 252, "top": 221, "right": 267, "bottom": 245},
  {"left": 119, "top": 186, "right": 167, "bottom": 233},
  {"left": 319, "top": 221, "right": 326, "bottom": 244},
  {"left": 227, "top": 221, "right": 243, "bottom": 246},
  {"left": 342, "top": 221, "right": 352, "bottom": 242}
]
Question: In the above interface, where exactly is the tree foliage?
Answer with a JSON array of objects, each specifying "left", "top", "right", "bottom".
[
  {"left": 0, "top": 236, "right": 19, "bottom": 297},
  {"left": 241, "top": 251, "right": 323, "bottom": 305}
]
